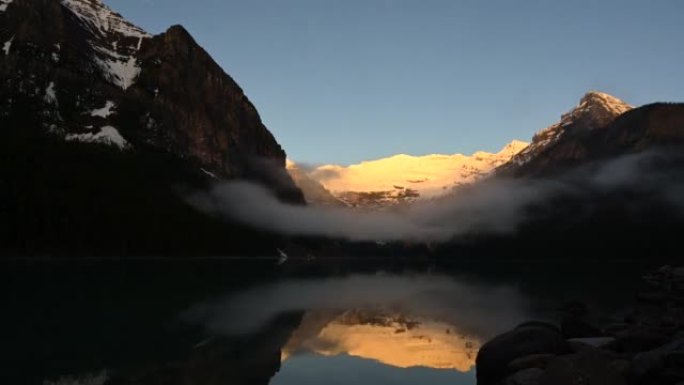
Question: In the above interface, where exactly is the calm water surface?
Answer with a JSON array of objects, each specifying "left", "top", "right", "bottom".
[{"left": 1, "top": 257, "right": 661, "bottom": 385}]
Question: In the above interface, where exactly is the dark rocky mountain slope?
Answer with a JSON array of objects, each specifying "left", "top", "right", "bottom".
[
  {"left": 434, "top": 94, "right": 684, "bottom": 259},
  {"left": 497, "top": 92, "right": 684, "bottom": 177},
  {"left": 0, "top": 0, "right": 303, "bottom": 256}
]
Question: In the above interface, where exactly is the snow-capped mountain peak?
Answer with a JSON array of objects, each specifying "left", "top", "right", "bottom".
[
  {"left": 60, "top": 0, "right": 150, "bottom": 40},
  {"left": 294, "top": 140, "right": 528, "bottom": 207},
  {"left": 562, "top": 91, "right": 633, "bottom": 127},
  {"left": 59, "top": 0, "right": 150, "bottom": 90},
  {"left": 508, "top": 91, "right": 632, "bottom": 166},
  {"left": 497, "top": 139, "right": 530, "bottom": 158}
]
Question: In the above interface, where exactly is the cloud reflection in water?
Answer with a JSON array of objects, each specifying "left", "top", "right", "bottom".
[{"left": 184, "top": 273, "right": 531, "bottom": 372}]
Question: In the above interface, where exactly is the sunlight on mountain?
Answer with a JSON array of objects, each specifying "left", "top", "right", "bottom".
[
  {"left": 281, "top": 311, "right": 481, "bottom": 372},
  {"left": 300, "top": 140, "right": 528, "bottom": 201}
]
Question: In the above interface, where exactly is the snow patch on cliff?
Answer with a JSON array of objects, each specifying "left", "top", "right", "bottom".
[
  {"left": 44, "top": 82, "right": 58, "bottom": 105},
  {"left": 89, "top": 100, "right": 115, "bottom": 118},
  {"left": 3, "top": 35, "right": 14, "bottom": 55},
  {"left": 60, "top": 0, "right": 149, "bottom": 39},
  {"left": 0, "top": 0, "right": 13, "bottom": 12},
  {"left": 60, "top": 0, "right": 149, "bottom": 90},
  {"left": 92, "top": 46, "right": 141, "bottom": 90},
  {"left": 66, "top": 126, "right": 129, "bottom": 150}
]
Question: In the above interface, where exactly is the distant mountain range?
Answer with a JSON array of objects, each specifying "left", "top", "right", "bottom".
[
  {"left": 288, "top": 90, "right": 684, "bottom": 258},
  {"left": 288, "top": 91, "right": 644, "bottom": 208},
  {"left": 289, "top": 140, "right": 528, "bottom": 208}
]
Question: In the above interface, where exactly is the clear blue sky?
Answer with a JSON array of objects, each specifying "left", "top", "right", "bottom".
[{"left": 114, "top": 0, "right": 683, "bottom": 165}]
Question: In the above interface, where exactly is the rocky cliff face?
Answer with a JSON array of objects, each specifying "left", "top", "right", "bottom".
[
  {"left": 498, "top": 91, "right": 634, "bottom": 176},
  {"left": 0, "top": 0, "right": 302, "bottom": 201},
  {"left": 0, "top": 0, "right": 305, "bottom": 256},
  {"left": 498, "top": 93, "right": 684, "bottom": 178},
  {"left": 438, "top": 93, "right": 684, "bottom": 259}
]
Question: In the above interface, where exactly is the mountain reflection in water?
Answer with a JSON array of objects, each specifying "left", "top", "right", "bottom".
[
  {"left": 7, "top": 260, "right": 655, "bottom": 385},
  {"left": 281, "top": 309, "right": 479, "bottom": 372},
  {"left": 185, "top": 274, "right": 531, "bottom": 338},
  {"left": 184, "top": 273, "right": 531, "bottom": 383}
]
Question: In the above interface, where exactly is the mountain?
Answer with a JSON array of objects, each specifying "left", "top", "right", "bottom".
[
  {"left": 282, "top": 309, "right": 479, "bottom": 372},
  {"left": 0, "top": 0, "right": 301, "bottom": 199},
  {"left": 286, "top": 160, "right": 347, "bottom": 206},
  {"left": 497, "top": 91, "right": 635, "bottom": 176},
  {"left": 436, "top": 92, "right": 684, "bottom": 258},
  {"left": 300, "top": 140, "right": 528, "bottom": 208},
  {"left": 0, "top": 0, "right": 302, "bottom": 256}
]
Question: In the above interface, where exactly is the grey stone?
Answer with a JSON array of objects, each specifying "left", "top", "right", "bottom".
[
  {"left": 629, "top": 338, "right": 684, "bottom": 380},
  {"left": 568, "top": 337, "right": 616, "bottom": 348},
  {"left": 476, "top": 322, "right": 570, "bottom": 385},
  {"left": 539, "top": 349, "right": 627, "bottom": 385},
  {"left": 561, "top": 315, "right": 602, "bottom": 339},
  {"left": 505, "top": 368, "right": 545, "bottom": 385},
  {"left": 614, "top": 326, "right": 670, "bottom": 354},
  {"left": 507, "top": 353, "right": 557, "bottom": 372}
]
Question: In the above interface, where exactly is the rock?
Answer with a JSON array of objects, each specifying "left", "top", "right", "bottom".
[
  {"left": 613, "top": 326, "right": 670, "bottom": 354},
  {"left": 605, "top": 322, "right": 631, "bottom": 336},
  {"left": 673, "top": 267, "right": 684, "bottom": 279},
  {"left": 567, "top": 338, "right": 621, "bottom": 360},
  {"left": 516, "top": 321, "right": 562, "bottom": 333},
  {"left": 505, "top": 368, "right": 545, "bottom": 385},
  {"left": 637, "top": 290, "right": 669, "bottom": 304},
  {"left": 507, "top": 353, "right": 557, "bottom": 372},
  {"left": 610, "top": 359, "right": 631, "bottom": 377},
  {"left": 655, "top": 368, "right": 684, "bottom": 385},
  {"left": 666, "top": 351, "right": 684, "bottom": 368},
  {"left": 628, "top": 338, "right": 684, "bottom": 383},
  {"left": 476, "top": 322, "right": 570, "bottom": 385},
  {"left": 561, "top": 315, "right": 603, "bottom": 339},
  {"left": 539, "top": 349, "right": 627, "bottom": 385},
  {"left": 568, "top": 337, "right": 616, "bottom": 349},
  {"left": 559, "top": 300, "right": 589, "bottom": 317},
  {"left": 568, "top": 340, "right": 599, "bottom": 355}
]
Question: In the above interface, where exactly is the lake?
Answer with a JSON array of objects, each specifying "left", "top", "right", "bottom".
[{"left": 1, "top": 257, "right": 663, "bottom": 385}]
